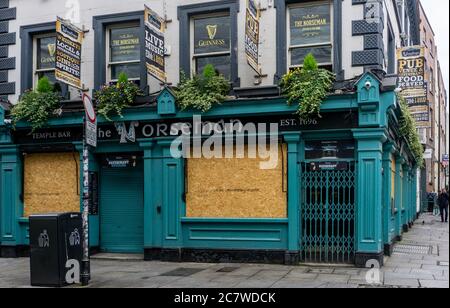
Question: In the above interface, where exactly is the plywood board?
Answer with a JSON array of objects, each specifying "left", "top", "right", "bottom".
[
  {"left": 24, "top": 152, "right": 80, "bottom": 217},
  {"left": 186, "top": 144, "right": 287, "bottom": 218}
]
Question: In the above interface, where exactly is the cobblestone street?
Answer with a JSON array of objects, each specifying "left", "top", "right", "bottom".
[{"left": 0, "top": 214, "right": 448, "bottom": 288}]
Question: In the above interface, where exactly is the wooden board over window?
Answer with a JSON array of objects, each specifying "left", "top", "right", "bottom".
[
  {"left": 186, "top": 144, "right": 287, "bottom": 218},
  {"left": 24, "top": 152, "right": 80, "bottom": 217}
]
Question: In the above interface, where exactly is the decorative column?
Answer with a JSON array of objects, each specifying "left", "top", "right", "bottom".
[
  {"left": 394, "top": 156, "right": 404, "bottom": 240},
  {"left": 283, "top": 132, "right": 301, "bottom": 265},
  {"left": 139, "top": 141, "right": 158, "bottom": 260},
  {"left": 382, "top": 142, "right": 395, "bottom": 256},
  {"left": 411, "top": 166, "right": 419, "bottom": 221},
  {"left": 353, "top": 129, "right": 386, "bottom": 267},
  {"left": 402, "top": 163, "right": 409, "bottom": 232},
  {"left": 0, "top": 145, "right": 23, "bottom": 257}
]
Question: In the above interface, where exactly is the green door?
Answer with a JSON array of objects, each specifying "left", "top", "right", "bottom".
[{"left": 100, "top": 163, "right": 144, "bottom": 253}]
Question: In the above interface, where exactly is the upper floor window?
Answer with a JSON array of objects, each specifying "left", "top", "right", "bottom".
[
  {"left": 287, "top": 1, "right": 333, "bottom": 70},
  {"left": 191, "top": 13, "right": 231, "bottom": 79},
  {"left": 107, "top": 24, "right": 141, "bottom": 83},
  {"left": 34, "top": 34, "right": 57, "bottom": 86}
]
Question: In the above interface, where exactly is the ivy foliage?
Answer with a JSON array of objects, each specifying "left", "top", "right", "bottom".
[
  {"left": 176, "top": 64, "right": 230, "bottom": 112},
  {"left": 280, "top": 53, "right": 335, "bottom": 119},
  {"left": 95, "top": 72, "right": 142, "bottom": 121},
  {"left": 398, "top": 94, "right": 424, "bottom": 167},
  {"left": 10, "top": 76, "right": 62, "bottom": 132}
]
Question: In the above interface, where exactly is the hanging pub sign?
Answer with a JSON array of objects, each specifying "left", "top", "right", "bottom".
[
  {"left": 397, "top": 46, "right": 430, "bottom": 128},
  {"left": 245, "top": 0, "right": 261, "bottom": 74},
  {"left": 55, "top": 17, "right": 84, "bottom": 89},
  {"left": 397, "top": 46, "right": 427, "bottom": 106},
  {"left": 144, "top": 6, "right": 166, "bottom": 83}
]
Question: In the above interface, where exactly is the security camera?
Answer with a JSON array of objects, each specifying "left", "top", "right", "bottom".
[
  {"left": 365, "top": 81, "right": 372, "bottom": 90},
  {"left": 3, "top": 119, "right": 12, "bottom": 125},
  {"left": 394, "top": 87, "right": 403, "bottom": 93}
]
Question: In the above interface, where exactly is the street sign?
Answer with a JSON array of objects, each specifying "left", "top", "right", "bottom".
[
  {"left": 82, "top": 93, "right": 96, "bottom": 123},
  {"left": 82, "top": 94, "right": 97, "bottom": 148}
]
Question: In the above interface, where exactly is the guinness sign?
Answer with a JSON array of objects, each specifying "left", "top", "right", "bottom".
[{"left": 194, "top": 16, "right": 230, "bottom": 54}]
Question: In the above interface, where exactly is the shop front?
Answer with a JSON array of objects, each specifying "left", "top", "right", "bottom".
[{"left": 0, "top": 73, "right": 420, "bottom": 267}]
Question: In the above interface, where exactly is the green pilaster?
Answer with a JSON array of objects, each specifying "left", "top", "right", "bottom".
[
  {"left": 0, "top": 146, "right": 23, "bottom": 248},
  {"left": 382, "top": 142, "right": 396, "bottom": 253},
  {"left": 157, "top": 138, "right": 184, "bottom": 248},
  {"left": 394, "top": 156, "right": 405, "bottom": 238},
  {"left": 353, "top": 129, "right": 387, "bottom": 267},
  {"left": 139, "top": 141, "right": 155, "bottom": 249},
  {"left": 402, "top": 163, "right": 409, "bottom": 231},
  {"left": 283, "top": 132, "right": 301, "bottom": 263},
  {"left": 411, "top": 167, "right": 419, "bottom": 221}
]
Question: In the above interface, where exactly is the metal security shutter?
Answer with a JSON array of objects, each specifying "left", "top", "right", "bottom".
[{"left": 100, "top": 165, "right": 144, "bottom": 253}]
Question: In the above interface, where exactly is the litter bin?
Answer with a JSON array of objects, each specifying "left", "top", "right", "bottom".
[{"left": 29, "top": 213, "right": 82, "bottom": 287}]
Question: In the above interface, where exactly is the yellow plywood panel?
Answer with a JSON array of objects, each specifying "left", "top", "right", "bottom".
[
  {"left": 24, "top": 152, "right": 80, "bottom": 217},
  {"left": 186, "top": 144, "right": 287, "bottom": 218}
]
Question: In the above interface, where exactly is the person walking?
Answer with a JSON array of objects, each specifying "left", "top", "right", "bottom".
[{"left": 437, "top": 189, "right": 449, "bottom": 223}]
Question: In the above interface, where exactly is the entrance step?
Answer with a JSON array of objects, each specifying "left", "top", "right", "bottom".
[{"left": 91, "top": 253, "right": 144, "bottom": 261}]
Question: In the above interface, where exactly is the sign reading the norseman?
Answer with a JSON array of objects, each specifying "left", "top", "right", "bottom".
[
  {"left": 397, "top": 46, "right": 427, "bottom": 106},
  {"left": 55, "top": 17, "right": 83, "bottom": 89},
  {"left": 144, "top": 6, "right": 166, "bottom": 83},
  {"left": 245, "top": 0, "right": 260, "bottom": 74}
]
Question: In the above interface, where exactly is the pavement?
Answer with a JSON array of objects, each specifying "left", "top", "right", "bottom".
[{"left": 0, "top": 213, "right": 448, "bottom": 288}]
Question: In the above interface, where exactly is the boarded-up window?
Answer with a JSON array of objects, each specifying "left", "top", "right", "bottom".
[
  {"left": 24, "top": 152, "right": 80, "bottom": 217},
  {"left": 186, "top": 144, "right": 287, "bottom": 218}
]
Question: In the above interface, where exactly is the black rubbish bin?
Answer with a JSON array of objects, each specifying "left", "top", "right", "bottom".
[{"left": 29, "top": 213, "right": 82, "bottom": 287}]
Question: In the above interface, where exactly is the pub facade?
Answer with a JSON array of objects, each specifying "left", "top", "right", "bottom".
[{"left": 0, "top": 0, "right": 422, "bottom": 267}]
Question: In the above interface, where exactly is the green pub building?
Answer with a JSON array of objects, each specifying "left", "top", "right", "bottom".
[{"left": 0, "top": 0, "right": 422, "bottom": 267}]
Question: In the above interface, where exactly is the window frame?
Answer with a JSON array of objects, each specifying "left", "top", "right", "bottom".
[
  {"left": 190, "top": 12, "right": 232, "bottom": 77},
  {"left": 20, "top": 22, "right": 68, "bottom": 97},
  {"left": 33, "top": 32, "right": 57, "bottom": 88},
  {"left": 105, "top": 22, "right": 141, "bottom": 83},
  {"left": 286, "top": 0, "right": 334, "bottom": 70},
  {"left": 178, "top": 0, "right": 240, "bottom": 87},
  {"left": 93, "top": 11, "right": 147, "bottom": 92},
  {"left": 275, "top": 0, "right": 343, "bottom": 82},
  {"left": 387, "top": 20, "right": 396, "bottom": 74}
]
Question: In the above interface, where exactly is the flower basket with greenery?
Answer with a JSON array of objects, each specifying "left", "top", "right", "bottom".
[
  {"left": 398, "top": 94, "right": 424, "bottom": 167},
  {"left": 95, "top": 73, "right": 142, "bottom": 121},
  {"left": 10, "top": 76, "right": 62, "bottom": 131},
  {"left": 280, "top": 53, "right": 335, "bottom": 119},
  {"left": 176, "top": 64, "right": 230, "bottom": 112}
]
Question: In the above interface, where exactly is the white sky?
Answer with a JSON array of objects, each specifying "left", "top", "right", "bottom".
[{"left": 420, "top": 0, "right": 449, "bottom": 94}]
